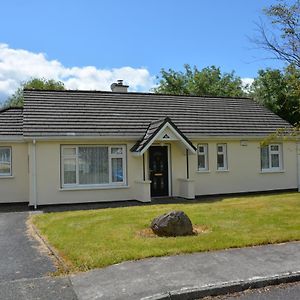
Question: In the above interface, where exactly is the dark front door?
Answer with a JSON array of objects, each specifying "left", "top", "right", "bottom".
[{"left": 149, "top": 146, "right": 169, "bottom": 197}]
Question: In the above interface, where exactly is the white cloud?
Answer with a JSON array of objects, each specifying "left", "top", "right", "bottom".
[
  {"left": 241, "top": 77, "right": 254, "bottom": 88},
  {"left": 0, "top": 43, "right": 156, "bottom": 103}
]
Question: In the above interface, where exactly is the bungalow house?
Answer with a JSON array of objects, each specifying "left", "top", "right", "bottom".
[{"left": 0, "top": 80, "right": 299, "bottom": 208}]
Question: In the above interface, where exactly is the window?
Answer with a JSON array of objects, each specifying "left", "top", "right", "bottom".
[
  {"left": 61, "top": 145, "right": 126, "bottom": 187},
  {"left": 261, "top": 144, "right": 282, "bottom": 171},
  {"left": 197, "top": 144, "right": 208, "bottom": 171},
  {"left": 0, "top": 147, "right": 12, "bottom": 176},
  {"left": 217, "top": 144, "right": 228, "bottom": 171}
]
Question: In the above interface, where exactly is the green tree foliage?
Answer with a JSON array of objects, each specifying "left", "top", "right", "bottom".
[
  {"left": 4, "top": 78, "right": 65, "bottom": 107},
  {"left": 154, "top": 65, "right": 247, "bottom": 97},
  {"left": 255, "top": 0, "right": 300, "bottom": 67},
  {"left": 251, "top": 64, "right": 300, "bottom": 125}
]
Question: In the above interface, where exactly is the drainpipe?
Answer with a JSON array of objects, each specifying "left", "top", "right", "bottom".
[
  {"left": 142, "top": 153, "right": 146, "bottom": 181},
  {"left": 32, "top": 139, "right": 37, "bottom": 209},
  {"left": 186, "top": 149, "right": 189, "bottom": 179}
]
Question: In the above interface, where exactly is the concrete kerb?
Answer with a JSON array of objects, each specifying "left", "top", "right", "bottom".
[
  {"left": 28, "top": 212, "right": 70, "bottom": 274},
  {"left": 142, "top": 271, "right": 300, "bottom": 300}
]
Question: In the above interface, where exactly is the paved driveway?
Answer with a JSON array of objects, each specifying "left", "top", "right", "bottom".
[{"left": 0, "top": 207, "right": 77, "bottom": 299}]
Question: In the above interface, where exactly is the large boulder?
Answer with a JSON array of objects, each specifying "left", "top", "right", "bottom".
[{"left": 150, "top": 211, "right": 193, "bottom": 237}]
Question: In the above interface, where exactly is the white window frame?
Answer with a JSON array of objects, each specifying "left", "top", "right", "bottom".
[
  {"left": 261, "top": 144, "right": 283, "bottom": 172},
  {"left": 197, "top": 144, "right": 209, "bottom": 171},
  {"left": 61, "top": 145, "right": 127, "bottom": 188},
  {"left": 0, "top": 147, "right": 12, "bottom": 177},
  {"left": 216, "top": 143, "right": 228, "bottom": 171}
]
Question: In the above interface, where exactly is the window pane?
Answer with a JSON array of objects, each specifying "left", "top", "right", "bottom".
[
  {"left": 271, "top": 154, "right": 279, "bottom": 168},
  {"left": 63, "top": 147, "right": 76, "bottom": 156},
  {"left": 112, "top": 158, "right": 123, "bottom": 182},
  {"left": 217, "top": 154, "right": 224, "bottom": 168},
  {"left": 0, "top": 148, "right": 11, "bottom": 175},
  {"left": 79, "top": 147, "right": 109, "bottom": 184},
  {"left": 64, "top": 158, "right": 76, "bottom": 184},
  {"left": 111, "top": 147, "right": 123, "bottom": 155},
  {"left": 271, "top": 145, "right": 279, "bottom": 151},
  {"left": 217, "top": 146, "right": 223, "bottom": 153},
  {"left": 261, "top": 147, "right": 269, "bottom": 169},
  {"left": 198, "top": 146, "right": 204, "bottom": 153},
  {"left": 198, "top": 155, "right": 205, "bottom": 169},
  {"left": 0, "top": 148, "right": 10, "bottom": 162},
  {"left": 0, "top": 162, "right": 10, "bottom": 174}
]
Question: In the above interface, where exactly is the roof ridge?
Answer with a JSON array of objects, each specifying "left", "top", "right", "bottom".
[{"left": 23, "top": 88, "right": 253, "bottom": 100}]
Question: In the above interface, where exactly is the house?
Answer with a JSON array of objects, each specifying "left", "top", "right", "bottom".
[{"left": 0, "top": 80, "right": 299, "bottom": 207}]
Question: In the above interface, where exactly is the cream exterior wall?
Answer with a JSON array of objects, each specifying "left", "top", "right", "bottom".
[
  {"left": 187, "top": 140, "right": 297, "bottom": 196},
  {"left": 1, "top": 139, "right": 297, "bottom": 205},
  {"left": 0, "top": 142, "right": 29, "bottom": 203},
  {"left": 30, "top": 141, "right": 144, "bottom": 206}
]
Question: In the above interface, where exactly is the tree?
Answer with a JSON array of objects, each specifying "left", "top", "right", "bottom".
[
  {"left": 4, "top": 78, "right": 65, "bottom": 107},
  {"left": 255, "top": 0, "right": 300, "bottom": 67},
  {"left": 251, "top": 64, "right": 300, "bottom": 125},
  {"left": 154, "top": 65, "right": 247, "bottom": 97}
]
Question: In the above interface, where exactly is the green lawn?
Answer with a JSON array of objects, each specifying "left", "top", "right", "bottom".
[{"left": 32, "top": 192, "right": 300, "bottom": 272}]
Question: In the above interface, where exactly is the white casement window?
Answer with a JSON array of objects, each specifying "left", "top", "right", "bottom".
[
  {"left": 198, "top": 144, "right": 208, "bottom": 171},
  {"left": 61, "top": 145, "right": 126, "bottom": 187},
  {"left": 261, "top": 144, "right": 283, "bottom": 172},
  {"left": 217, "top": 144, "right": 228, "bottom": 171},
  {"left": 0, "top": 147, "right": 12, "bottom": 176}
]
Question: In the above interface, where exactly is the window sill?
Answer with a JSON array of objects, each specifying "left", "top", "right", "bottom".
[
  {"left": 216, "top": 169, "right": 229, "bottom": 173},
  {"left": 59, "top": 185, "right": 130, "bottom": 191},
  {"left": 260, "top": 169, "right": 285, "bottom": 174},
  {"left": 0, "top": 175, "right": 14, "bottom": 179},
  {"left": 196, "top": 170, "right": 210, "bottom": 173}
]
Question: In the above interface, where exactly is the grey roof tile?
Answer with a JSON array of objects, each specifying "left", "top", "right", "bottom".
[
  {"left": 2, "top": 90, "right": 292, "bottom": 138},
  {"left": 0, "top": 107, "right": 23, "bottom": 136}
]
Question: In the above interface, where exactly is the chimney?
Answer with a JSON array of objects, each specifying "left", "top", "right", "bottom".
[{"left": 110, "top": 79, "right": 129, "bottom": 93}]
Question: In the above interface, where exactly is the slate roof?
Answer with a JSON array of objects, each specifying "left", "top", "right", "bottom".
[
  {"left": 0, "top": 107, "right": 23, "bottom": 136},
  {"left": 131, "top": 117, "right": 197, "bottom": 153},
  {"left": 0, "top": 89, "right": 292, "bottom": 138}
]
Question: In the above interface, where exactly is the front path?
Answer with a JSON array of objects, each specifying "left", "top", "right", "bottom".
[{"left": 70, "top": 241, "right": 300, "bottom": 300}]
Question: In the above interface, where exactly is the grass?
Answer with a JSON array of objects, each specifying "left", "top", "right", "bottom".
[{"left": 32, "top": 192, "right": 300, "bottom": 272}]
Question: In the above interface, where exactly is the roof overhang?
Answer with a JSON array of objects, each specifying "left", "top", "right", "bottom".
[{"left": 0, "top": 136, "right": 25, "bottom": 142}]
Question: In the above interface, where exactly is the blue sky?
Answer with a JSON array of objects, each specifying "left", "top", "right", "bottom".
[{"left": 0, "top": 0, "right": 286, "bottom": 102}]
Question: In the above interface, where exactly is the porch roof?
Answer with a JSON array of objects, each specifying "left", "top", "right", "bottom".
[{"left": 131, "top": 117, "right": 197, "bottom": 155}]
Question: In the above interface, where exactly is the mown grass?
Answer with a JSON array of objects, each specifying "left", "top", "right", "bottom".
[{"left": 32, "top": 192, "right": 300, "bottom": 272}]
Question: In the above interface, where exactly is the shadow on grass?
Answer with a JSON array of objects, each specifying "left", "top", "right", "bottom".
[{"left": 39, "top": 189, "right": 297, "bottom": 213}]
